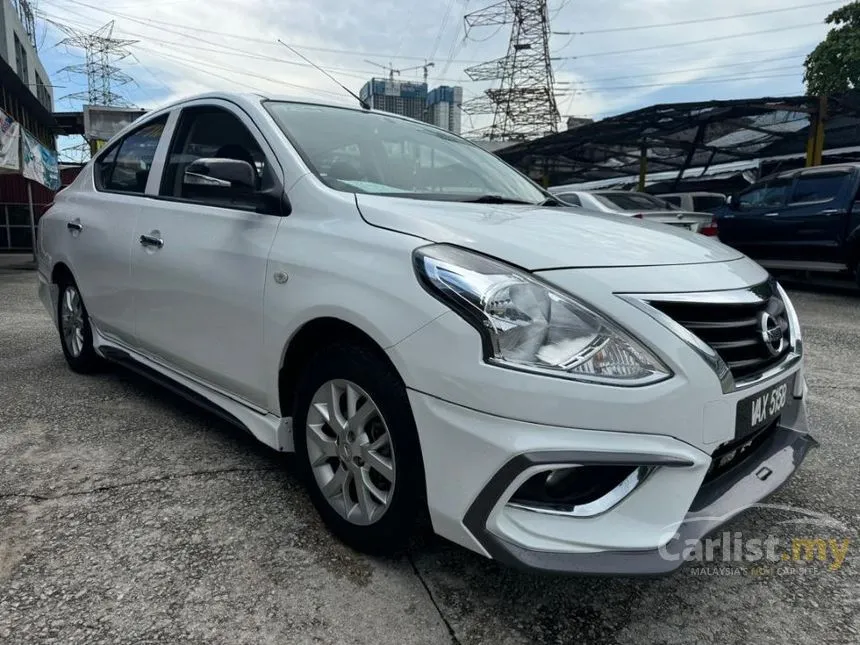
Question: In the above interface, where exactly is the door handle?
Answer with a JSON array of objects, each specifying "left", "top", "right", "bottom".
[
  {"left": 67, "top": 220, "right": 83, "bottom": 232},
  {"left": 817, "top": 209, "right": 843, "bottom": 216},
  {"left": 139, "top": 234, "right": 164, "bottom": 249},
  {"left": 763, "top": 212, "right": 779, "bottom": 217}
]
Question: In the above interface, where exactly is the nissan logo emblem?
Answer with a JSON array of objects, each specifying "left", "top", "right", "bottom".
[{"left": 758, "top": 311, "right": 784, "bottom": 357}]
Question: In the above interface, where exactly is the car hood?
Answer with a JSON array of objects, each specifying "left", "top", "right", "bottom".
[{"left": 355, "top": 195, "right": 742, "bottom": 270}]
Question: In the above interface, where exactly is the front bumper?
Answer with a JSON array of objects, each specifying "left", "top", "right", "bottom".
[{"left": 409, "top": 389, "right": 815, "bottom": 576}]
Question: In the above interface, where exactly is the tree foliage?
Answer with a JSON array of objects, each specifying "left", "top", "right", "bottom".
[{"left": 804, "top": 1, "right": 860, "bottom": 96}]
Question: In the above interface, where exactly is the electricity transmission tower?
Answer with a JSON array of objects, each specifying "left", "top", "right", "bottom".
[
  {"left": 462, "top": 0, "right": 559, "bottom": 141},
  {"left": 55, "top": 21, "right": 137, "bottom": 107}
]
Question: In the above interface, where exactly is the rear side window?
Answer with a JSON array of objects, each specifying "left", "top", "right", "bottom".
[
  {"left": 790, "top": 172, "right": 849, "bottom": 204},
  {"left": 97, "top": 117, "right": 168, "bottom": 194},
  {"left": 662, "top": 195, "right": 682, "bottom": 207},
  {"left": 692, "top": 195, "right": 726, "bottom": 211},
  {"left": 556, "top": 193, "right": 581, "bottom": 207}
]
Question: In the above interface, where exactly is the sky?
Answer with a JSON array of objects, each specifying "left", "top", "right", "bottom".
[{"left": 27, "top": 0, "right": 849, "bottom": 157}]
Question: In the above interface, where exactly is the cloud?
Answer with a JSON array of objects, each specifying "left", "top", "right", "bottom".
[{"left": 38, "top": 0, "right": 839, "bottom": 133}]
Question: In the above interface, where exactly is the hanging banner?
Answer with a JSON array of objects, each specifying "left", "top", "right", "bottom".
[
  {"left": 0, "top": 109, "right": 21, "bottom": 173},
  {"left": 21, "top": 130, "right": 60, "bottom": 190}
]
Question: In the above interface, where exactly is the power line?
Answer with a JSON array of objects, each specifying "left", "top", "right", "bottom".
[
  {"left": 560, "top": 56, "right": 805, "bottom": 86},
  {"left": 45, "top": 0, "right": 490, "bottom": 63},
  {"left": 39, "top": 7, "right": 473, "bottom": 87},
  {"left": 428, "top": 0, "right": 457, "bottom": 61},
  {"left": 554, "top": 0, "right": 843, "bottom": 35},
  {"left": 576, "top": 71, "right": 801, "bottom": 93},
  {"left": 553, "top": 22, "right": 825, "bottom": 60},
  {"left": 40, "top": 4, "right": 474, "bottom": 84}
]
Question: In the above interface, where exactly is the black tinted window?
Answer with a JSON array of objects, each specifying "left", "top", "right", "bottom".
[
  {"left": 693, "top": 195, "right": 726, "bottom": 211},
  {"left": 94, "top": 145, "right": 119, "bottom": 190},
  {"left": 556, "top": 193, "right": 581, "bottom": 206},
  {"left": 160, "top": 107, "right": 267, "bottom": 209},
  {"left": 103, "top": 118, "right": 167, "bottom": 193},
  {"left": 595, "top": 192, "right": 670, "bottom": 211},
  {"left": 738, "top": 178, "right": 791, "bottom": 209},
  {"left": 663, "top": 196, "right": 682, "bottom": 207},
  {"left": 790, "top": 173, "right": 848, "bottom": 204}
]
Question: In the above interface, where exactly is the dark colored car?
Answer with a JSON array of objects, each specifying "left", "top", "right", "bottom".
[{"left": 715, "top": 165, "right": 860, "bottom": 284}]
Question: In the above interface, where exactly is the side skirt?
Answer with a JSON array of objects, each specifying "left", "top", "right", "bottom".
[{"left": 92, "top": 332, "right": 293, "bottom": 453}]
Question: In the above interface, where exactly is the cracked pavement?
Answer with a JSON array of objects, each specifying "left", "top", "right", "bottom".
[{"left": 1, "top": 267, "right": 858, "bottom": 644}]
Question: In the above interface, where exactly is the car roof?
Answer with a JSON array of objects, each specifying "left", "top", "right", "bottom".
[
  {"left": 145, "top": 91, "right": 433, "bottom": 127},
  {"left": 761, "top": 163, "right": 860, "bottom": 183}
]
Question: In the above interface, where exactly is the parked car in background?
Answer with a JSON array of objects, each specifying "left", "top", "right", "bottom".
[
  {"left": 660, "top": 191, "right": 727, "bottom": 213},
  {"left": 714, "top": 165, "right": 860, "bottom": 285},
  {"left": 36, "top": 93, "right": 814, "bottom": 575},
  {"left": 549, "top": 188, "right": 717, "bottom": 235}
]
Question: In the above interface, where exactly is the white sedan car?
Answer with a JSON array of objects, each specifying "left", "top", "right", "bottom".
[
  {"left": 549, "top": 188, "right": 717, "bottom": 235},
  {"left": 37, "top": 93, "right": 815, "bottom": 575}
]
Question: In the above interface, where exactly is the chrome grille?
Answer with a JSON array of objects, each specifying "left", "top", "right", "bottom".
[{"left": 648, "top": 288, "right": 790, "bottom": 381}]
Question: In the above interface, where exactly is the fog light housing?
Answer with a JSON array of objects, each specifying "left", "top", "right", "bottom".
[{"left": 507, "top": 464, "right": 654, "bottom": 517}]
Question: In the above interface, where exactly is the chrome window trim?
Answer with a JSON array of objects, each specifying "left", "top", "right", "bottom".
[{"left": 619, "top": 280, "right": 801, "bottom": 394}]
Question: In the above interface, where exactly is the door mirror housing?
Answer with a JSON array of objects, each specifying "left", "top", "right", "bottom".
[
  {"left": 184, "top": 158, "right": 256, "bottom": 192},
  {"left": 728, "top": 193, "right": 740, "bottom": 210}
]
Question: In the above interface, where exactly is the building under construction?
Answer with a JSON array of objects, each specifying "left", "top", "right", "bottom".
[
  {"left": 359, "top": 79, "right": 429, "bottom": 123},
  {"left": 426, "top": 86, "right": 463, "bottom": 135}
]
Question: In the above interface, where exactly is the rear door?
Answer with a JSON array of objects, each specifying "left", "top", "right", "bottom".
[
  {"left": 128, "top": 100, "right": 284, "bottom": 408},
  {"left": 771, "top": 169, "right": 853, "bottom": 263},
  {"left": 66, "top": 116, "right": 169, "bottom": 345}
]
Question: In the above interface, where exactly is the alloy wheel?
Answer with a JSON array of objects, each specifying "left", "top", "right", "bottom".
[
  {"left": 306, "top": 379, "right": 396, "bottom": 526},
  {"left": 60, "top": 285, "right": 85, "bottom": 358}
]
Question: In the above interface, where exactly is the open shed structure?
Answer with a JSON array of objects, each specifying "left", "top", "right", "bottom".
[{"left": 497, "top": 91, "right": 860, "bottom": 191}]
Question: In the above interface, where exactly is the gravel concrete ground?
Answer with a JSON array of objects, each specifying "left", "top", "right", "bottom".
[{"left": 1, "top": 267, "right": 857, "bottom": 645}]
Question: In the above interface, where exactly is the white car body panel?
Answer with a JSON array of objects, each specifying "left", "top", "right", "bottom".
[
  {"left": 356, "top": 194, "right": 739, "bottom": 269},
  {"left": 36, "top": 92, "right": 815, "bottom": 576}
]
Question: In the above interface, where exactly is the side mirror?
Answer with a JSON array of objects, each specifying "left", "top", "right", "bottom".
[
  {"left": 184, "top": 158, "right": 256, "bottom": 192},
  {"left": 728, "top": 193, "right": 739, "bottom": 210}
]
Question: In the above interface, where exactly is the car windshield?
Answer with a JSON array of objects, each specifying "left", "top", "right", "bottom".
[
  {"left": 265, "top": 101, "right": 548, "bottom": 204},
  {"left": 595, "top": 192, "right": 674, "bottom": 211}
]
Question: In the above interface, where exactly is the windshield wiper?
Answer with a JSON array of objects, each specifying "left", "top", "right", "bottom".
[{"left": 459, "top": 194, "right": 536, "bottom": 205}]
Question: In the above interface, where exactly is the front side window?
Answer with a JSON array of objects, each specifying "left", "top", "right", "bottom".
[
  {"left": 99, "top": 117, "right": 168, "bottom": 194},
  {"left": 160, "top": 106, "right": 269, "bottom": 209},
  {"left": 738, "top": 178, "right": 792, "bottom": 210},
  {"left": 264, "top": 101, "right": 547, "bottom": 205},
  {"left": 790, "top": 172, "right": 848, "bottom": 204}
]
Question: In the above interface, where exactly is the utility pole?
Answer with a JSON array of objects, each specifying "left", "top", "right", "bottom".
[{"left": 460, "top": 0, "right": 559, "bottom": 141}]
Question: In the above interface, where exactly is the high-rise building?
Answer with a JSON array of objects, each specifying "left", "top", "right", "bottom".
[
  {"left": 426, "top": 86, "right": 463, "bottom": 135},
  {"left": 359, "top": 78, "right": 428, "bottom": 122}
]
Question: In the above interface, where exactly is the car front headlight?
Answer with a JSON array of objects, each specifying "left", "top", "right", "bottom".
[{"left": 413, "top": 245, "right": 671, "bottom": 386}]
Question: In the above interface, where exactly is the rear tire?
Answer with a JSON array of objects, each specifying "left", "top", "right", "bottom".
[
  {"left": 293, "top": 343, "right": 425, "bottom": 555},
  {"left": 56, "top": 278, "right": 101, "bottom": 374}
]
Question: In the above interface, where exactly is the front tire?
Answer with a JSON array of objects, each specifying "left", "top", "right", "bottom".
[
  {"left": 293, "top": 343, "right": 425, "bottom": 555},
  {"left": 57, "top": 279, "right": 101, "bottom": 373}
]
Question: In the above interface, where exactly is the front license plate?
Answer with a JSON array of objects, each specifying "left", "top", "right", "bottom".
[{"left": 735, "top": 374, "right": 795, "bottom": 438}]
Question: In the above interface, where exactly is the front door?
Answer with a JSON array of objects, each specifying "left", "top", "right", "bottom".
[
  {"left": 129, "top": 102, "right": 283, "bottom": 408},
  {"left": 770, "top": 169, "right": 853, "bottom": 263},
  {"left": 718, "top": 176, "right": 792, "bottom": 260}
]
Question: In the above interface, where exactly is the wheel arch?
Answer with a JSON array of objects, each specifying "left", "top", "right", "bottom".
[
  {"left": 51, "top": 261, "right": 75, "bottom": 286},
  {"left": 278, "top": 316, "right": 402, "bottom": 418}
]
